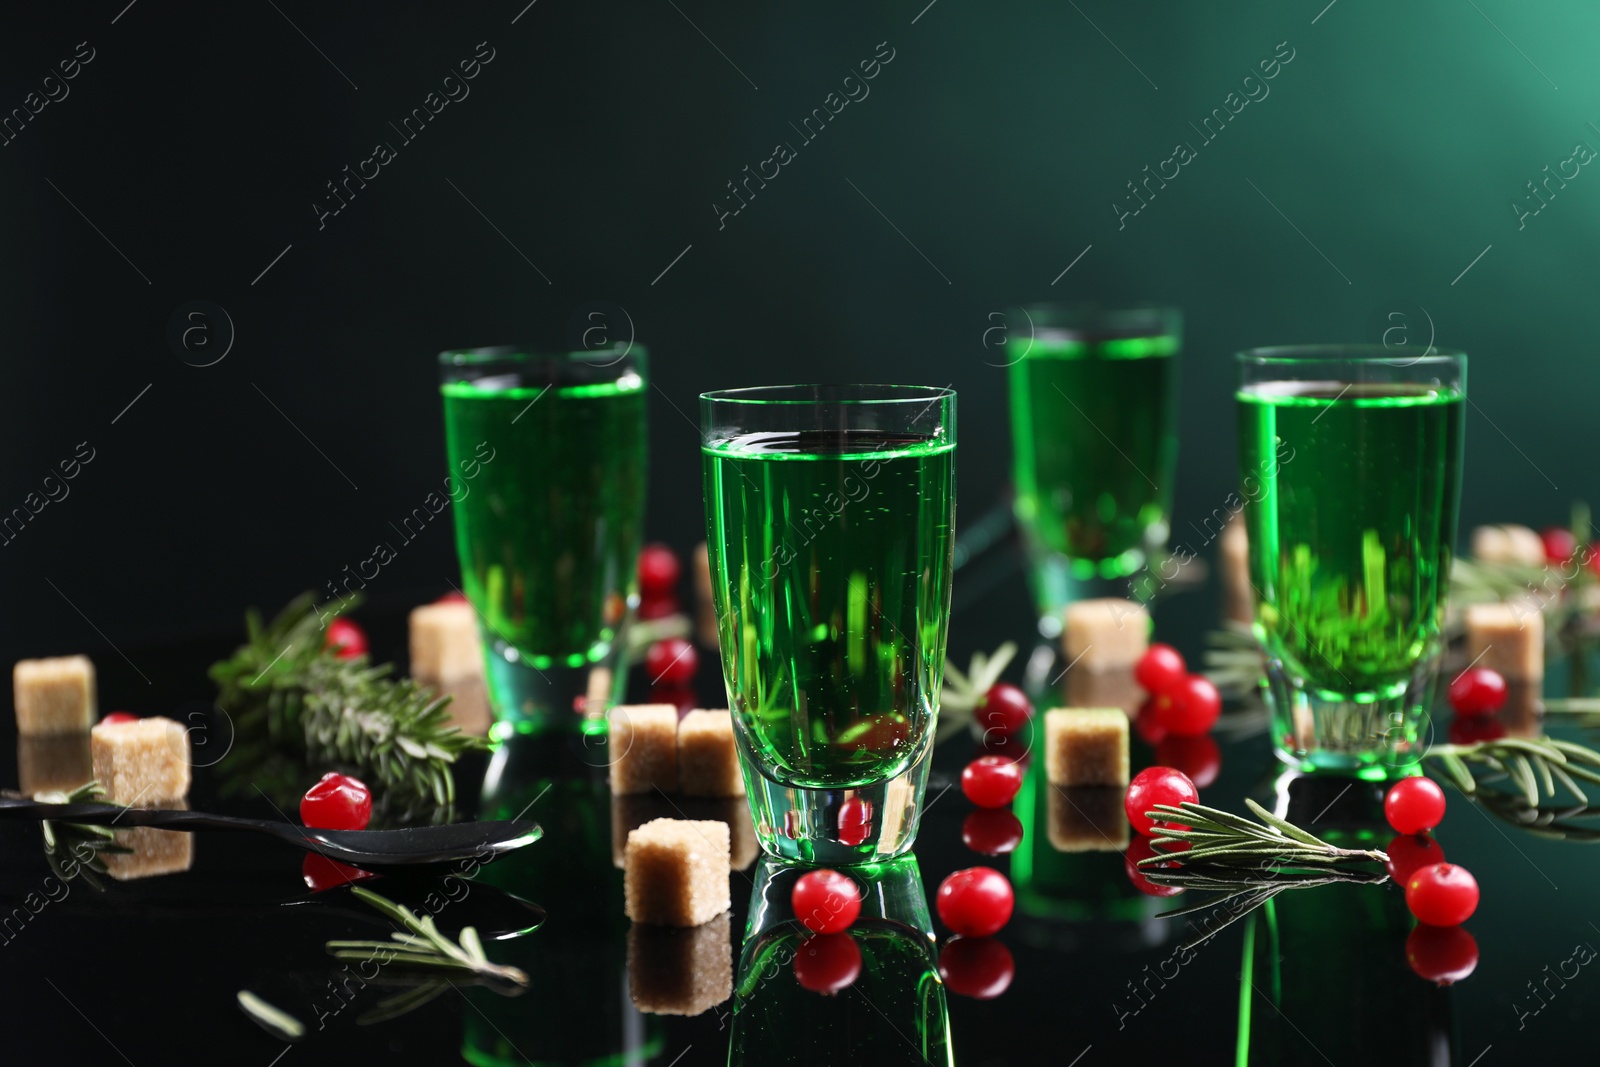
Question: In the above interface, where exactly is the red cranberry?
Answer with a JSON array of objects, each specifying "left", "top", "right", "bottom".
[
  {"left": 324, "top": 617, "right": 368, "bottom": 660},
  {"left": 300, "top": 772, "right": 373, "bottom": 831},
  {"left": 645, "top": 637, "right": 698, "bottom": 685},
  {"left": 935, "top": 867, "right": 1014, "bottom": 937},
  {"left": 960, "top": 756, "right": 1025, "bottom": 809},
  {"left": 791, "top": 869, "right": 861, "bottom": 935},
  {"left": 1134, "top": 643, "right": 1187, "bottom": 696},
  {"left": 638, "top": 543, "right": 681, "bottom": 598}
]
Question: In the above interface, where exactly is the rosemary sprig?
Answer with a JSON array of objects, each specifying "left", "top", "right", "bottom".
[
  {"left": 1424, "top": 734, "right": 1600, "bottom": 807},
  {"left": 211, "top": 595, "right": 489, "bottom": 807},
  {"left": 325, "top": 886, "right": 528, "bottom": 990},
  {"left": 1137, "top": 798, "right": 1389, "bottom": 869}
]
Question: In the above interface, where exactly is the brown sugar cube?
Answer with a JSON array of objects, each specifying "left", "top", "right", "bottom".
[
  {"left": 1064, "top": 666, "right": 1141, "bottom": 717},
  {"left": 1045, "top": 708, "right": 1129, "bottom": 787},
  {"left": 678, "top": 710, "right": 745, "bottom": 797},
  {"left": 1471, "top": 524, "right": 1545, "bottom": 567},
  {"left": 624, "top": 818, "right": 731, "bottom": 927},
  {"left": 409, "top": 601, "right": 482, "bottom": 685},
  {"left": 1062, "top": 599, "right": 1150, "bottom": 672},
  {"left": 90, "top": 717, "right": 190, "bottom": 804},
  {"left": 102, "top": 801, "right": 194, "bottom": 881},
  {"left": 13, "top": 656, "right": 96, "bottom": 736},
  {"left": 18, "top": 734, "right": 92, "bottom": 796},
  {"left": 1465, "top": 602, "right": 1545, "bottom": 679},
  {"left": 1047, "top": 785, "right": 1129, "bottom": 851},
  {"left": 609, "top": 705, "right": 680, "bottom": 795},
  {"left": 628, "top": 911, "right": 733, "bottom": 1015},
  {"left": 1220, "top": 514, "right": 1254, "bottom": 626},
  {"left": 611, "top": 795, "right": 757, "bottom": 871}
]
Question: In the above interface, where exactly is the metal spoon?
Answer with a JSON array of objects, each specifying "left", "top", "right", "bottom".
[{"left": 1, "top": 797, "right": 541, "bottom": 866}]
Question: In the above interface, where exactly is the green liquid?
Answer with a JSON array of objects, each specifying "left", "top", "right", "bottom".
[
  {"left": 729, "top": 923, "right": 952, "bottom": 1067},
  {"left": 702, "top": 429, "right": 955, "bottom": 789},
  {"left": 442, "top": 377, "right": 646, "bottom": 668},
  {"left": 1238, "top": 382, "right": 1464, "bottom": 695},
  {"left": 1008, "top": 330, "right": 1177, "bottom": 577}
]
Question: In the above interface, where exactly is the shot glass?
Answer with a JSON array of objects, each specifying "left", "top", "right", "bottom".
[
  {"left": 439, "top": 344, "right": 647, "bottom": 737},
  {"left": 700, "top": 385, "right": 956, "bottom": 863},
  {"left": 1236, "top": 346, "right": 1466, "bottom": 775},
  {"left": 1005, "top": 304, "right": 1180, "bottom": 634}
]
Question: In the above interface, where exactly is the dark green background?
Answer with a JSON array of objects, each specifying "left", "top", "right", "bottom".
[{"left": 0, "top": 0, "right": 1593, "bottom": 652}]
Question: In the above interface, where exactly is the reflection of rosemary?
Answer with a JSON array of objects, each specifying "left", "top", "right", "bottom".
[
  {"left": 211, "top": 595, "right": 488, "bottom": 805},
  {"left": 1137, "top": 799, "right": 1392, "bottom": 951},
  {"left": 1138, "top": 799, "right": 1389, "bottom": 869},
  {"left": 38, "top": 781, "right": 126, "bottom": 890},
  {"left": 1148, "top": 866, "right": 1391, "bottom": 952},
  {"left": 1426, "top": 735, "right": 1600, "bottom": 807},
  {"left": 330, "top": 887, "right": 527, "bottom": 985}
]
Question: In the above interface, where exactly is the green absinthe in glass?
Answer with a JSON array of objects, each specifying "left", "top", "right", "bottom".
[
  {"left": 1008, "top": 322, "right": 1177, "bottom": 579},
  {"left": 702, "top": 429, "right": 955, "bottom": 790},
  {"left": 1238, "top": 381, "right": 1464, "bottom": 698},
  {"left": 441, "top": 372, "right": 646, "bottom": 670}
]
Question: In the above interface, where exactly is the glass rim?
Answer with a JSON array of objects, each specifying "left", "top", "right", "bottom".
[
  {"left": 699, "top": 384, "right": 955, "bottom": 406},
  {"left": 438, "top": 343, "right": 643, "bottom": 366},
  {"left": 1236, "top": 344, "right": 1464, "bottom": 366}
]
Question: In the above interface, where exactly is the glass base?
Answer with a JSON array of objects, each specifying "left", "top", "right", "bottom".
[
  {"left": 737, "top": 728, "right": 934, "bottom": 865},
  {"left": 1021, "top": 541, "right": 1151, "bottom": 638},
  {"left": 1265, "top": 659, "right": 1438, "bottom": 778},
  {"left": 481, "top": 633, "right": 624, "bottom": 739}
]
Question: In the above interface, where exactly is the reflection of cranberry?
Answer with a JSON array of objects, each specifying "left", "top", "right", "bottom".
[
  {"left": 961, "top": 809, "right": 1024, "bottom": 855},
  {"left": 645, "top": 638, "right": 698, "bottom": 685},
  {"left": 637, "top": 595, "right": 680, "bottom": 621},
  {"left": 1449, "top": 716, "right": 1507, "bottom": 745},
  {"left": 794, "top": 933, "right": 861, "bottom": 994},
  {"left": 1155, "top": 734, "right": 1221, "bottom": 789},
  {"left": 1135, "top": 696, "right": 1170, "bottom": 745},
  {"left": 1406, "top": 924, "right": 1478, "bottom": 985},
  {"left": 1123, "top": 837, "right": 1186, "bottom": 897},
  {"left": 638, "top": 543, "right": 681, "bottom": 598},
  {"left": 648, "top": 684, "right": 697, "bottom": 715},
  {"left": 1385, "top": 833, "right": 1446, "bottom": 885},
  {"left": 302, "top": 853, "right": 377, "bottom": 893},
  {"left": 837, "top": 798, "right": 872, "bottom": 847},
  {"left": 938, "top": 937, "right": 1015, "bottom": 999}
]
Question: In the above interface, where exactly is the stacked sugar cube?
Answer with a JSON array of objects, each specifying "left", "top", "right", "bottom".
[{"left": 607, "top": 705, "right": 745, "bottom": 798}]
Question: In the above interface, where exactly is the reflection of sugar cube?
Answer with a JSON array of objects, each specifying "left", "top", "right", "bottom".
[
  {"left": 1045, "top": 708, "right": 1129, "bottom": 786},
  {"left": 609, "top": 705, "right": 679, "bottom": 795},
  {"left": 628, "top": 911, "right": 732, "bottom": 1016},
  {"left": 1063, "top": 667, "right": 1141, "bottom": 717},
  {"left": 14, "top": 656, "right": 95, "bottom": 736},
  {"left": 1063, "top": 599, "right": 1149, "bottom": 671},
  {"left": 408, "top": 601, "right": 482, "bottom": 684},
  {"left": 1047, "top": 786, "right": 1129, "bottom": 851},
  {"left": 90, "top": 717, "right": 190, "bottom": 804},
  {"left": 103, "top": 801, "right": 194, "bottom": 881},
  {"left": 1471, "top": 525, "right": 1546, "bottom": 567},
  {"left": 18, "top": 734, "right": 92, "bottom": 796},
  {"left": 1465, "top": 602, "right": 1544, "bottom": 679},
  {"left": 693, "top": 543, "right": 720, "bottom": 651},
  {"left": 678, "top": 710, "right": 744, "bottom": 797},
  {"left": 624, "top": 818, "right": 730, "bottom": 927},
  {"left": 1220, "top": 514, "right": 1254, "bottom": 625}
]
